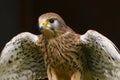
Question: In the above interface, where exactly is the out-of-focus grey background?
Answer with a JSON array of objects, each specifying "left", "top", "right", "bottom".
[{"left": 0, "top": 0, "right": 120, "bottom": 52}]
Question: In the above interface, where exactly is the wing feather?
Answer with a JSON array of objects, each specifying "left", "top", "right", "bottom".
[
  {"left": 80, "top": 30, "right": 120, "bottom": 79},
  {"left": 0, "top": 32, "right": 47, "bottom": 80},
  {"left": 81, "top": 30, "right": 120, "bottom": 60}
]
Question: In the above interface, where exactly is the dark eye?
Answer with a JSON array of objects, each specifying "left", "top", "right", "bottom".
[{"left": 49, "top": 18, "right": 54, "bottom": 23}]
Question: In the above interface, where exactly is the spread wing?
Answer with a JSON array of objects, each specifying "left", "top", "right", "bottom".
[
  {"left": 80, "top": 30, "right": 120, "bottom": 80},
  {"left": 0, "top": 32, "right": 47, "bottom": 80}
]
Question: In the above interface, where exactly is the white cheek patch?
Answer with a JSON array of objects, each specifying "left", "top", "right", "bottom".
[
  {"left": 47, "top": 20, "right": 60, "bottom": 29},
  {"left": 53, "top": 20, "right": 60, "bottom": 27},
  {"left": 47, "top": 24, "right": 52, "bottom": 28}
]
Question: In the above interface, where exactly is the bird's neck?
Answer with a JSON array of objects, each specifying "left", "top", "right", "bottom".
[
  {"left": 42, "top": 26, "right": 74, "bottom": 40},
  {"left": 39, "top": 31, "right": 81, "bottom": 63},
  {"left": 40, "top": 31, "right": 82, "bottom": 80}
]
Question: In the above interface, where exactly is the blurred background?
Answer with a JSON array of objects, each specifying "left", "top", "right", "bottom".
[
  {"left": 0, "top": 0, "right": 119, "bottom": 80},
  {"left": 0, "top": 0, "right": 120, "bottom": 53}
]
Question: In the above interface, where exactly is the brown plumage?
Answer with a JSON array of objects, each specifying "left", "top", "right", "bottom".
[
  {"left": 37, "top": 32, "right": 82, "bottom": 80},
  {"left": 37, "top": 12, "right": 83, "bottom": 80},
  {"left": 0, "top": 12, "right": 120, "bottom": 80}
]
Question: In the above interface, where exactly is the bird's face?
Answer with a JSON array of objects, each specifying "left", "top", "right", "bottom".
[{"left": 38, "top": 13, "right": 66, "bottom": 39}]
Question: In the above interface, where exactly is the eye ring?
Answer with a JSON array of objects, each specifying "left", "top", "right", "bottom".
[{"left": 48, "top": 18, "right": 55, "bottom": 23}]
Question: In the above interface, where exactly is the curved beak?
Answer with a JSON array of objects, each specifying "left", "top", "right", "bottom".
[
  {"left": 39, "top": 21, "right": 47, "bottom": 31},
  {"left": 39, "top": 21, "right": 55, "bottom": 39}
]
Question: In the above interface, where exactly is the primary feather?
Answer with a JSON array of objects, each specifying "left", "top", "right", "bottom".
[
  {"left": 81, "top": 30, "right": 120, "bottom": 80},
  {"left": 0, "top": 32, "right": 47, "bottom": 80}
]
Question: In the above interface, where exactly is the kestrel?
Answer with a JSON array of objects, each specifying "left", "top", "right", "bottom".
[{"left": 0, "top": 12, "right": 120, "bottom": 80}]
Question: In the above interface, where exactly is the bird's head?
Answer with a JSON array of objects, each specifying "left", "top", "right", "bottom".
[{"left": 38, "top": 12, "right": 67, "bottom": 39}]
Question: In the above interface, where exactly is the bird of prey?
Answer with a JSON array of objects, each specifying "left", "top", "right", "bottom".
[{"left": 0, "top": 12, "right": 120, "bottom": 80}]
